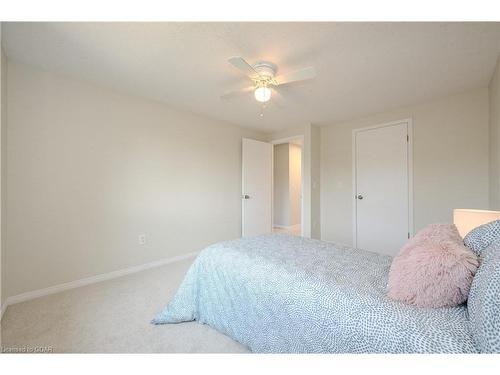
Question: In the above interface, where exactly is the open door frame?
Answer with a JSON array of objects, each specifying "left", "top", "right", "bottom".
[{"left": 270, "top": 135, "right": 305, "bottom": 237}]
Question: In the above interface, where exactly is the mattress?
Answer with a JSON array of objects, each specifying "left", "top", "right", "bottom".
[{"left": 152, "top": 233, "right": 477, "bottom": 353}]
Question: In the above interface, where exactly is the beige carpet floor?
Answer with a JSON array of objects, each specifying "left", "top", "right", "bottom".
[{"left": 0, "top": 257, "right": 249, "bottom": 353}]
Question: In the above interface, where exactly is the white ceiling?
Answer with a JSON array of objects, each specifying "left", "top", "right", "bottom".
[{"left": 3, "top": 22, "right": 500, "bottom": 133}]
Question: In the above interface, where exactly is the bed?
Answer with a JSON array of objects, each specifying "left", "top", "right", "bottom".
[{"left": 152, "top": 233, "right": 478, "bottom": 353}]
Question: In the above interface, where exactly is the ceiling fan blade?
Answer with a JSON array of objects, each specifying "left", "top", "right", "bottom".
[
  {"left": 220, "top": 86, "right": 254, "bottom": 100},
  {"left": 270, "top": 87, "right": 286, "bottom": 108},
  {"left": 274, "top": 67, "right": 316, "bottom": 86},
  {"left": 228, "top": 57, "right": 258, "bottom": 78}
]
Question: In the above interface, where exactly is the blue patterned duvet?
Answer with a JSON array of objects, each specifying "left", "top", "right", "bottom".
[{"left": 152, "top": 234, "right": 477, "bottom": 353}]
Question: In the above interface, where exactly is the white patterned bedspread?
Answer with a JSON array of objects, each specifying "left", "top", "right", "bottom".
[{"left": 152, "top": 234, "right": 477, "bottom": 353}]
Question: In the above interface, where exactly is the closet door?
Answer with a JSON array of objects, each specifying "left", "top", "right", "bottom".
[{"left": 354, "top": 121, "right": 412, "bottom": 256}]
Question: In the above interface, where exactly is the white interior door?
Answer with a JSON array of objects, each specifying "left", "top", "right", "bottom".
[
  {"left": 354, "top": 121, "right": 411, "bottom": 256},
  {"left": 242, "top": 138, "right": 273, "bottom": 237}
]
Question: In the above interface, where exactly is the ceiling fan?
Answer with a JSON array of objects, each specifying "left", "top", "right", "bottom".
[{"left": 221, "top": 57, "right": 316, "bottom": 104}]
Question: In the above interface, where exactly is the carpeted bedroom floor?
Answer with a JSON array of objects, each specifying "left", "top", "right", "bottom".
[{"left": 0, "top": 257, "right": 249, "bottom": 353}]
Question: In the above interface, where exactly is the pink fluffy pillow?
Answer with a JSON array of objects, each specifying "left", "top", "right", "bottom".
[{"left": 387, "top": 223, "right": 479, "bottom": 308}]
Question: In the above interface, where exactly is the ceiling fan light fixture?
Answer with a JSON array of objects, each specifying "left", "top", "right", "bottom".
[
  {"left": 254, "top": 86, "right": 271, "bottom": 103},
  {"left": 223, "top": 57, "right": 316, "bottom": 108}
]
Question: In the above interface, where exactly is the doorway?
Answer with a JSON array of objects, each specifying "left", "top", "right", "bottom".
[
  {"left": 353, "top": 119, "right": 413, "bottom": 256},
  {"left": 272, "top": 137, "right": 303, "bottom": 236}
]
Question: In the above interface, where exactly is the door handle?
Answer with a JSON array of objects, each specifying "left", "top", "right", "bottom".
[
  {"left": 356, "top": 194, "right": 363, "bottom": 200},
  {"left": 242, "top": 194, "right": 250, "bottom": 199}
]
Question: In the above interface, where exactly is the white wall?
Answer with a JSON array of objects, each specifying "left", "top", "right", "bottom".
[
  {"left": 490, "top": 56, "right": 500, "bottom": 210},
  {"left": 273, "top": 143, "right": 290, "bottom": 226},
  {"left": 321, "top": 88, "right": 490, "bottom": 246},
  {"left": 4, "top": 61, "right": 265, "bottom": 298}
]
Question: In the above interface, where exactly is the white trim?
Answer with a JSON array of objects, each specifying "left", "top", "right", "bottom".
[
  {"left": 352, "top": 132, "right": 357, "bottom": 247},
  {"left": 1, "top": 303, "right": 7, "bottom": 321},
  {"left": 270, "top": 135, "right": 305, "bottom": 237},
  {"left": 407, "top": 119, "right": 415, "bottom": 237},
  {"left": 0, "top": 251, "right": 198, "bottom": 318},
  {"left": 241, "top": 140, "right": 244, "bottom": 236},
  {"left": 270, "top": 135, "right": 304, "bottom": 145},
  {"left": 272, "top": 224, "right": 301, "bottom": 230},
  {"left": 271, "top": 143, "right": 275, "bottom": 236},
  {"left": 273, "top": 224, "right": 289, "bottom": 229},
  {"left": 352, "top": 118, "right": 414, "bottom": 248}
]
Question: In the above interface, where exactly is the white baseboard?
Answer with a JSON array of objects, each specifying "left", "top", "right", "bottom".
[
  {"left": 0, "top": 302, "right": 6, "bottom": 321},
  {"left": 273, "top": 224, "right": 288, "bottom": 229},
  {"left": 273, "top": 224, "right": 301, "bottom": 230},
  {"left": 0, "top": 251, "right": 199, "bottom": 320}
]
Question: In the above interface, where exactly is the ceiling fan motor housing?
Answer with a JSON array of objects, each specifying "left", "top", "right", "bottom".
[{"left": 253, "top": 61, "right": 277, "bottom": 79}]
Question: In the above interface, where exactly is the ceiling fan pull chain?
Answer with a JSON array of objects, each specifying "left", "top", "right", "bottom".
[{"left": 260, "top": 102, "right": 268, "bottom": 117}]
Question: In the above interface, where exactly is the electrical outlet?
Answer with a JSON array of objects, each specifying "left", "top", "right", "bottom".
[{"left": 138, "top": 234, "right": 146, "bottom": 245}]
